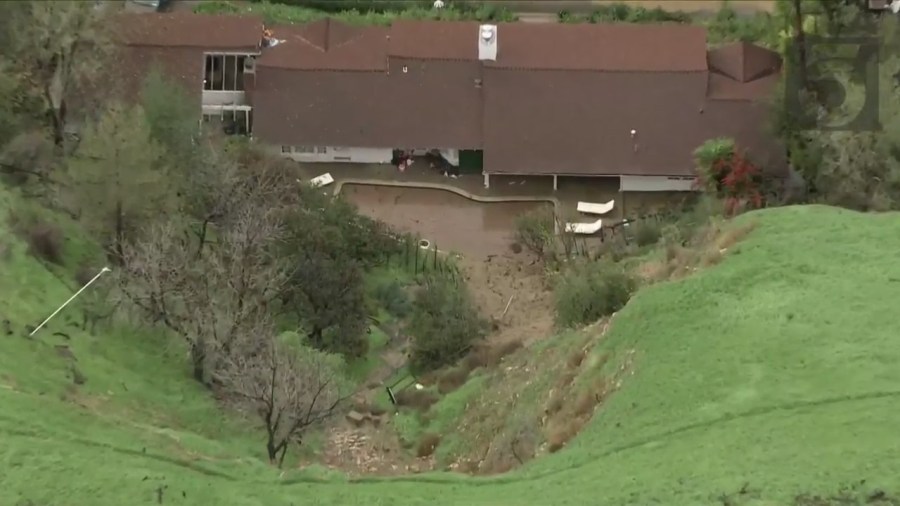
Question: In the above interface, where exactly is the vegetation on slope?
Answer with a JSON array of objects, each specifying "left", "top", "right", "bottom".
[{"left": 3, "top": 192, "right": 900, "bottom": 504}]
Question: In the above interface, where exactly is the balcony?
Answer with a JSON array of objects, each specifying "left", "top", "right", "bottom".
[
  {"left": 201, "top": 90, "right": 247, "bottom": 107},
  {"left": 202, "top": 53, "right": 255, "bottom": 107}
]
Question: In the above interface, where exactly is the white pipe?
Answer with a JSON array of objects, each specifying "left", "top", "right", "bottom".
[{"left": 30, "top": 267, "right": 111, "bottom": 337}]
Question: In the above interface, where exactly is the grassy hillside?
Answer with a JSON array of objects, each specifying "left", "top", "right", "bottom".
[{"left": 1, "top": 198, "right": 899, "bottom": 505}]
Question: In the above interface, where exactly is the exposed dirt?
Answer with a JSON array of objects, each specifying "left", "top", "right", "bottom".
[
  {"left": 316, "top": 423, "right": 436, "bottom": 476},
  {"left": 445, "top": 317, "right": 635, "bottom": 475},
  {"left": 342, "top": 184, "right": 552, "bottom": 259},
  {"left": 309, "top": 250, "right": 557, "bottom": 476},
  {"left": 460, "top": 253, "right": 555, "bottom": 348}
]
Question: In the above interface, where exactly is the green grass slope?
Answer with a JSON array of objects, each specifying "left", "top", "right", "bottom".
[{"left": 1, "top": 203, "right": 899, "bottom": 505}]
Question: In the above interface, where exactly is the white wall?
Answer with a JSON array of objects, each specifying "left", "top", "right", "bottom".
[
  {"left": 276, "top": 146, "right": 393, "bottom": 164},
  {"left": 201, "top": 90, "right": 248, "bottom": 107},
  {"left": 619, "top": 175, "right": 697, "bottom": 192}
]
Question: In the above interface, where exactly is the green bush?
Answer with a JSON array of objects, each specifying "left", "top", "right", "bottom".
[
  {"left": 632, "top": 219, "right": 662, "bottom": 247},
  {"left": 555, "top": 261, "right": 636, "bottom": 327},
  {"left": 706, "top": 5, "right": 777, "bottom": 46},
  {"left": 591, "top": 4, "right": 691, "bottom": 23},
  {"left": 200, "top": 0, "right": 517, "bottom": 24},
  {"left": 249, "top": 0, "right": 430, "bottom": 12},
  {"left": 561, "top": 3, "right": 691, "bottom": 24},
  {"left": 7, "top": 205, "right": 65, "bottom": 265},
  {"left": 408, "top": 275, "right": 487, "bottom": 374},
  {"left": 371, "top": 277, "right": 412, "bottom": 318},
  {"left": 194, "top": 0, "right": 240, "bottom": 15},
  {"left": 514, "top": 208, "right": 555, "bottom": 259}
]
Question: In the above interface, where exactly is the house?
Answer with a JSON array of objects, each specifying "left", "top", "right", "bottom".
[
  {"left": 114, "top": 13, "right": 785, "bottom": 193},
  {"left": 114, "top": 13, "right": 263, "bottom": 135}
]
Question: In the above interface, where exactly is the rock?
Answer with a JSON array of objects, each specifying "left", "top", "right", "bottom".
[{"left": 346, "top": 411, "right": 366, "bottom": 426}]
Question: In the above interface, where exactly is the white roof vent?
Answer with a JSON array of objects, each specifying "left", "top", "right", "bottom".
[{"left": 478, "top": 24, "right": 497, "bottom": 61}]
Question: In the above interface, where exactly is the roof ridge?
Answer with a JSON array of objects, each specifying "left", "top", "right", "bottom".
[{"left": 485, "top": 67, "right": 709, "bottom": 73}]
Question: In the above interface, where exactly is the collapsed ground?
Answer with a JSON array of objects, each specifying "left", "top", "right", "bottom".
[{"left": 4, "top": 187, "right": 900, "bottom": 505}]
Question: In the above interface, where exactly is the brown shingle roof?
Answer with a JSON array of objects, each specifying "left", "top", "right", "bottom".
[
  {"left": 388, "top": 20, "right": 480, "bottom": 61},
  {"left": 707, "top": 72, "right": 781, "bottom": 101},
  {"left": 121, "top": 15, "right": 783, "bottom": 177},
  {"left": 707, "top": 41, "right": 781, "bottom": 83},
  {"left": 114, "top": 12, "right": 263, "bottom": 51},
  {"left": 387, "top": 21, "right": 708, "bottom": 71},
  {"left": 258, "top": 21, "right": 388, "bottom": 71},
  {"left": 483, "top": 67, "right": 784, "bottom": 176},
  {"left": 485, "top": 23, "right": 709, "bottom": 71},
  {"left": 117, "top": 46, "right": 206, "bottom": 106},
  {"left": 251, "top": 58, "right": 482, "bottom": 149}
]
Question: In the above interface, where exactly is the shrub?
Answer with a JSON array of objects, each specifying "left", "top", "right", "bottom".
[
  {"left": 8, "top": 208, "right": 65, "bottom": 265},
  {"left": 590, "top": 3, "right": 691, "bottom": 23},
  {"left": 514, "top": 208, "right": 555, "bottom": 259},
  {"left": 632, "top": 219, "right": 662, "bottom": 247},
  {"left": 694, "top": 138, "right": 765, "bottom": 215},
  {"left": 416, "top": 432, "right": 442, "bottom": 458},
  {"left": 706, "top": 5, "right": 777, "bottom": 46},
  {"left": 555, "top": 262, "right": 636, "bottom": 327},
  {"left": 371, "top": 278, "right": 412, "bottom": 318},
  {"left": 408, "top": 275, "right": 488, "bottom": 373}
]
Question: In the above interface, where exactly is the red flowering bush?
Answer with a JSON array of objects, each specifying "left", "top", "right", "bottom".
[{"left": 693, "top": 138, "right": 764, "bottom": 216}]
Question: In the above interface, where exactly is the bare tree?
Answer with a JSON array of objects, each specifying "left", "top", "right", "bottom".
[
  {"left": 219, "top": 337, "right": 351, "bottom": 466},
  {"left": 119, "top": 169, "right": 294, "bottom": 383}
]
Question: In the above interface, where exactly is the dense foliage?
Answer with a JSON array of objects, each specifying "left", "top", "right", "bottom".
[
  {"left": 694, "top": 138, "right": 765, "bottom": 215},
  {"left": 196, "top": 0, "right": 517, "bottom": 25},
  {"left": 554, "top": 261, "right": 635, "bottom": 328},
  {"left": 408, "top": 275, "right": 487, "bottom": 373}
]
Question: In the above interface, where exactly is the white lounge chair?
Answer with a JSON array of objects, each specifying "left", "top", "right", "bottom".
[
  {"left": 565, "top": 218, "right": 603, "bottom": 235},
  {"left": 576, "top": 200, "right": 615, "bottom": 216},
  {"left": 309, "top": 173, "right": 334, "bottom": 188}
]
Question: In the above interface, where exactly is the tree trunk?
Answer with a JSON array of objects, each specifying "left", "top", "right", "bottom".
[
  {"left": 195, "top": 219, "right": 211, "bottom": 258},
  {"left": 278, "top": 443, "right": 289, "bottom": 468},
  {"left": 791, "top": 0, "right": 809, "bottom": 92},
  {"left": 307, "top": 325, "right": 324, "bottom": 349},
  {"left": 266, "top": 434, "right": 278, "bottom": 464},
  {"left": 114, "top": 200, "right": 125, "bottom": 265},
  {"left": 48, "top": 107, "right": 65, "bottom": 147},
  {"left": 190, "top": 341, "right": 206, "bottom": 384}
]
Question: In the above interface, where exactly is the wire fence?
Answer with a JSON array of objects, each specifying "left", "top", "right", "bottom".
[{"left": 379, "top": 233, "right": 463, "bottom": 283}]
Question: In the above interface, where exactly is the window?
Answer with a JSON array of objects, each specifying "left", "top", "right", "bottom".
[
  {"left": 204, "top": 54, "right": 249, "bottom": 91},
  {"left": 331, "top": 147, "right": 349, "bottom": 153},
  {"left": 315, "top": 146, "right": 327, "bottom": 154},
  {"left": 293, "top": 146, "right": 315, "bottom": 154},
  {"left": 281, "top": 146, "right": 291, "bottom": 153}
]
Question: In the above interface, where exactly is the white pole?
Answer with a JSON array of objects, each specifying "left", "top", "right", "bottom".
[{"left": 30, "top": 266, "right": 112, "bottom": 337}]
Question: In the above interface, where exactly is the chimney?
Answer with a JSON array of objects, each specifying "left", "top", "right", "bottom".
[{"left": 478, "top": 24, "right": 497, "bottom": 61}]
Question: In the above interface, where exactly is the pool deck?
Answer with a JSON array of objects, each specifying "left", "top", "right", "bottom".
[{"left": 296, "top": 161, "right": 636, "bottom": 221}]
